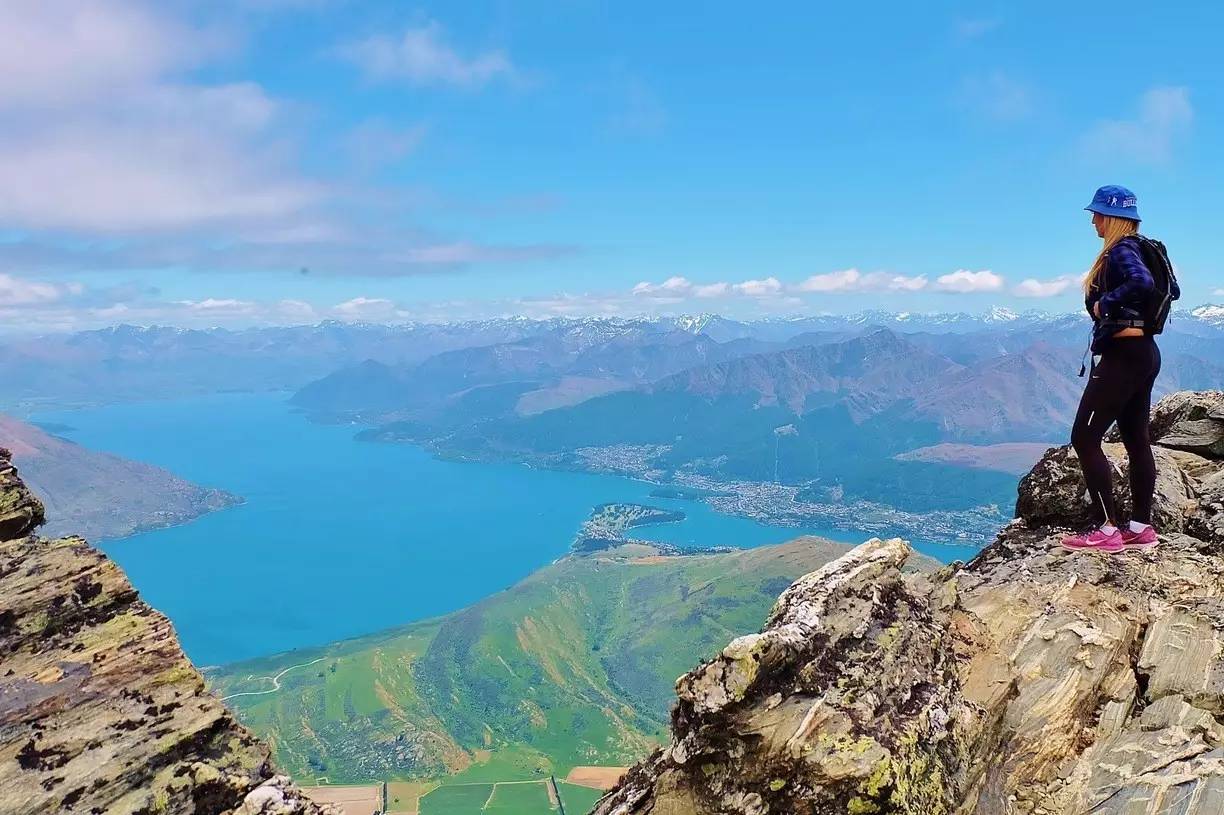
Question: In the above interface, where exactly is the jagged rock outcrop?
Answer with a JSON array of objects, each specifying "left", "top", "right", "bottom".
[
  {"left": 0, "top": 449, "right": 337, "bottom": 815},
  {"left": 597, "top": 390, "right": 1224, "bottom": 814}
]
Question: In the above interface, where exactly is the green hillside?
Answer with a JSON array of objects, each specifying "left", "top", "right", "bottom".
[{"left": 207, "top": 537, "right": 866, "bottom": 784}]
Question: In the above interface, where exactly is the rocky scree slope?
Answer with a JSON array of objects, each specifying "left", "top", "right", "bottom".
[
  {"left": 596, "top": 390, "right": 1224, "bottom": 814},
  {"left": 0, "top": 449, "right": 336, "bottom": 815}
]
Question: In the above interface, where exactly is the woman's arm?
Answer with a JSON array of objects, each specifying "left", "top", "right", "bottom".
[{"left": 1097, "top": 240, "right": 1154, "bottom": 318}]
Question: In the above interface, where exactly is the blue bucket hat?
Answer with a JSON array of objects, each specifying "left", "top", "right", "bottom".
[{"left": 1085, "top": 184, "right": 1141, "bottom": 222}]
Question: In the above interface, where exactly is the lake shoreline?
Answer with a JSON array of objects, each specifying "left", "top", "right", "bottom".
[{"left": 30, "top": 392, "right": 909, "bottom": 666}]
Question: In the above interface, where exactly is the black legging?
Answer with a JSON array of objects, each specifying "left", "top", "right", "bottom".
[{"left": 1070, "top": 336, "right": 1161, "bottom": 525}]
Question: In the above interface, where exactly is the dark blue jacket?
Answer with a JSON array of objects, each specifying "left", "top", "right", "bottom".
[
  {"left": 1085, "top": 235, "right": 1180, "bottom": 351},
  {"left": 1085, "top": 236, "right": 1155, "bottom": 321}
]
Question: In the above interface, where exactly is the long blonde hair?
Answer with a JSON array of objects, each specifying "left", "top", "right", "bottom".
[{"left": 1084, "top": 215, "right": 1140, "bottom": 294}]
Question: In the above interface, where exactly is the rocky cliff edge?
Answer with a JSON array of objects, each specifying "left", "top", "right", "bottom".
[
  {"left": 0, "top": 448, "right": 338, "bottom": 815},
  {"left": 596, "top": 390, "right": 1224, "bottom": 815}
]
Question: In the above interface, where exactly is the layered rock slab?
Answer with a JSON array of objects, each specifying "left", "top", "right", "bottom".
[
  {"left": 0, "top": 449, "right": 336, "bottom": 815},
  {"left": 597, "top": 391, "right": 1224, "bottom": 814}
]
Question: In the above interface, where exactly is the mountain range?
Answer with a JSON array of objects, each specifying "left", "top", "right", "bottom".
[{"left": 6, "top": 305, "right": 1224, "bottom": 411}]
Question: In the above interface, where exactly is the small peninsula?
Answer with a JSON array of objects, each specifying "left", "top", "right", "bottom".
[{"left": 571, "top": 502, "right": 686, "bottom": 553}]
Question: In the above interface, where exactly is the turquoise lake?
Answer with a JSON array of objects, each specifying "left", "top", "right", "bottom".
[{"left": 34, "top": 392, "right": 974, "bottom": 667}]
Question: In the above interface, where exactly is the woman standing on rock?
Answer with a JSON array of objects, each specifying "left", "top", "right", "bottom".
[{"left": 1061, "top": 185, "right": 1179, "bottom": 554}]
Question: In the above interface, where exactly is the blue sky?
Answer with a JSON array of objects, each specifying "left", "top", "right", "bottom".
[{"left": 0, "top": 0, "right": 1220, "bottom": 331}]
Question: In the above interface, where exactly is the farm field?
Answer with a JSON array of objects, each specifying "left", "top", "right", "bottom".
[
  {"left": 484, "top": 781, "right": 554, "bottom": 812},
  {"left": 564, "top": 767, "right": 628, "bottom": 790},
  {"left": 386, "top": 781, "right": 437, "bottom": 813},
  {"left": 557, "top": 781, "right": 605, "bottom": 812},
  {"left": 418, "top": 782, "right": 496, "bottom": 814},
  {"left": 300, "top": 784, "right": 381, "bottom": 814}
]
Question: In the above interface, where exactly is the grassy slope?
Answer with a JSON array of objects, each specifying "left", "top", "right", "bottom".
[{"left": 208, "top": 537, "right": 857, "bottom": 784}]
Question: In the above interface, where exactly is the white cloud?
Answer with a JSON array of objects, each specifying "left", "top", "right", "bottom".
[
  {"left": 632, "top": 270, "right": 1004, "bottom": 302},
  {"left": 795, "top": 268, "right": 928, "bottom": 293},
  {"left": 175, "top": 298, "right": 257, "bottom": 312},
  {"left": 0, "top": 273, "right": 76, "bottom": 305},
  {"left": 0, "top": 287, "right": 326, "bottom": 334},
  {"left": 732, "top": 277, "right": 784, "bottom": 297},
  {"left": 934, "top": 269, "right": 1005, "bottom": 293},
  {"left": 1085, "top": 86, "right": 1193, "bottom": 164},
  {"left": 0, "top": 0, "right": 321, "bottom": 235},
  {"left": 632, "top": 276, "right": 695, "bottom": 297},
  {"left": 631, "top": 277, "right": 733, "bottom": 300},
  {"left": 795, "top": 269, "right": 861, "bottom": 292},
  {"left": 0, "top": 113, "right": 322, "bottom": 233},
  {"left": 693, "top": 282, "right": 729, "bottom": 298},
  {"left": 632, "top": 276, "right": 791, "bottom": 302},
  {"left": 1013, "top": 276, "right": 1075, "bottom": 298},
  {"left": 339, "top": 22, "right": 516, "bottom": 88},
  {"left": 333, "top": 296, "right": 399, "bottom": 320},
  {"left": 0, "top": 0, "right": 211, "bottom": 110},
  {"left": 0, "top": 3, "right": 566, "bottom": 280}
]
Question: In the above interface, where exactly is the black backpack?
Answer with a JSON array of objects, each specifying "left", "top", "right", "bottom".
[{"left": 1130, "top": 235, "right": 1180, "bottom": 334}]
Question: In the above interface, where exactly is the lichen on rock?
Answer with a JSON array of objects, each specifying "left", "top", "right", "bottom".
[
  {"left": 596, "top": 390, "right": 1224, "bottom": 814},
  {"left": 0, "top": 449, "right": 338, "bottom": 815}
]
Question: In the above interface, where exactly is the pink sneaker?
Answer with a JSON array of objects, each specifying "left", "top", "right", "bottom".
[
  {"left": 1121, "top": 525, "right": 1159, "bottom": 550},
  {"left": 1060, "top": 527, "right": 1124, "bottom": 553}
]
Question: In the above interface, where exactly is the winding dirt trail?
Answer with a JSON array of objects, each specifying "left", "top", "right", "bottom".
[{"left": 221, "top": 657, "right": 328, "bottom": 701}]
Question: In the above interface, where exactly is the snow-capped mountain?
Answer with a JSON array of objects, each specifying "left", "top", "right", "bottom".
[{"left": 1191, "top": 304, "right": 1224, "bottom": 325}]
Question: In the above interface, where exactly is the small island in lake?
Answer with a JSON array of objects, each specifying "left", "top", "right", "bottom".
[{"left": 572, "top": 502, "right": 686, "bottom": 553}]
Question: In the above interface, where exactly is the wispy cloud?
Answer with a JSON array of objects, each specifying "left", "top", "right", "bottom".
[
  {"left": 795, "top": 269, "right": 928, "bottom": 293},
  {"left": 0, "top": 233, "right": 574, "bottom": 278},
  {"left": 395, "top": 242, "right": 573, "bottom": 267},
  {"left": 632, "top": 276, "right": 787, "bottom": 300},
  {"left": 608, "top": 77, "right": 667, "bottom": 136},
  {"left": 631, "top": 269, "right": 1006, "bottom": 301},
  {"left": 958, "top": 72, "right": 1035, "bottom": 121},
  {"left": 954, "top": 17, "right": 1002, "bottom": 40},
  {"left": 0, "top": 3, "right": 565, "bottom": 280},
  {"left": 339, "top": 21, "right": 517, "bottom": 89},
  {"left": 345, "top": 120, "right": 429, "bottom": 172},
  {"left": 732, "top": 277, "right": 784, "bottom": 297},
  {"left": 1013, "top": 276, "right": 1076, "bottom": 298},
  {"left": 1084, "top": 86, "right": 1193, "bottom": 164},
  {"left": 934, "top": 269, "right": 1004, "bottom": 293},
  {"left": 0, "top": 1, "right": 319, "bottom": 235},
  {"left": 0, "top": 273, "right": 81, "bottom": 305},
  {"left": 333, "top": 296, "right": 399, "bottom": 320}
]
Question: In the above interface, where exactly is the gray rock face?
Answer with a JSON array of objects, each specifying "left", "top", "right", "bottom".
[
  {"left": 0, "top": 450, "right": 338, "bottom": 815},
  {"left": 1148, "top": 390, "right": 1224, "bottom": 456},
  {"left": 0, "top": 448, "right": 44, "bottom": 540},
  {"left": 596, "top": 390, "right": 1224, "bottom": 814}
]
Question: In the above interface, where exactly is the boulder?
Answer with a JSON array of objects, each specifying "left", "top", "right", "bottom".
[
  {"left": 597, "top": 390, "right": 1224, "bottom": 815},
  {"left": 1149, "top": 390, "right": 1224, "bottom": 456},
  {"left": 1015, "top": 443, "right": 1198, "bottom": 532}
]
